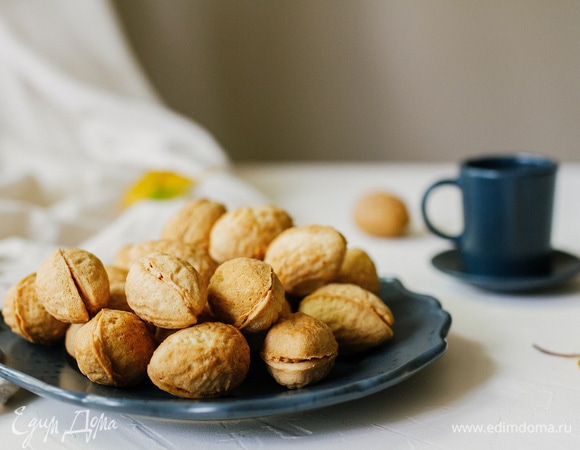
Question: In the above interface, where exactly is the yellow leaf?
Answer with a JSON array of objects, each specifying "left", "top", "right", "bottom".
[{"left": 122, "top": 171, "right": 196, "bottom": 207}]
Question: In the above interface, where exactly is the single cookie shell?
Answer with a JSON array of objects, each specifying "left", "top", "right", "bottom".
[
  {"left": 113, "top": 239, "right": 217, "bottom": 287},
  {"left": 354, "top": 191, "right": 409, "bottom": 237},
  {"left": 261, "top": 312, "right": 338, "bottom": 389},
  {"left": 207, "top": 257, "right": 285, "bottom": 333},
  {"left": 147, "top": 322, "right": 250, "bottom": 398},
  {"left": 208, "top": 204, "right": 293, "bottom": 263},
  {"left": 74, "top": 309, "right": 156, "bottom": 386},
  {"left": 264, "top": 225, "right": 347, "bottom": 296},
  {"left": 2, "top": 273, "right": 69, "bottom": 345},
  {"left": 35, "top": 248, "right": 109, "bottom": 324},
  {"left": 334, "top": 248, "right": 380, "bottom": 294},
  {"left": 161, "top": 198, "right": 226, "bottom": 249},
  {"left": 125, "top": 252, "right": 207, "bottom": 329},
  {"left": 299, "top": 283, "right": 394, "bottom": 354}
]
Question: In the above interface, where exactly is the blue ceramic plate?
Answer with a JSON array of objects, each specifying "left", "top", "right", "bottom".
[
  {"left": 432, "top": 249, "right": 580, "bottom": 292},
  {"left": 0, "top": 278, "right": 451, "bottom": 421}
]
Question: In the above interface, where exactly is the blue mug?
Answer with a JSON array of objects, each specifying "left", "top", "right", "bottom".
[{"left": 421, "top": 154, "right": 558, "bottom": 277}]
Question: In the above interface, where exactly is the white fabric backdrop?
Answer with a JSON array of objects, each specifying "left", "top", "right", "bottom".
[{"left": 0, "top": 0, "right": 266, "bottom": 305}]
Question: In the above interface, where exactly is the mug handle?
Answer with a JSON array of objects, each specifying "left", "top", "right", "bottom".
[{"left": 421, "top": 179, "right": 462, "bottom": 242}]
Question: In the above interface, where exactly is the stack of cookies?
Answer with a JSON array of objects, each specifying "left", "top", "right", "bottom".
[{"left": 2, "top": 198, "right": 395, "bottom": 398}]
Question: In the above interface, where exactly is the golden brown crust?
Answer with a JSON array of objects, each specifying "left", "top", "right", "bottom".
[
  {"left": 261, "top": 312, "right": 338, "bottom": 389},
  {"left": 279, "top": 299, "right": 293, "bottom": 318},
  {"left": 354, "top": 191, "right": 409, "bottom": 237},
  {"left": 207, "top": 257, "right": 285, "bottom": 333},
  {"left": 2, "top": 273, "right": 69, "bottom": 345},
  {"left": 299, "top": 283, "right": 394, "bottom": 354},
  {"left": 262, "top": 312, "right": 338, "bottom": 361},
  {"left": 113, "top": 239, "right": 217, "bottom": 287},
  {"left": 74, "top": 309, "right": 156, "bottom": 386},
  {"left": 105, "top": 265, "right": 128, "bottom": 284},
  {"left": 125, "top": 252, "right": 207, "bottom": 329},
  {"left": 104, "top": 266, "right": 132, "bottom": 312},
  {"left": 161, "top": 198, "right": 226, "bottom": 249},
  {"left": 147, "top": 322, "right": 250, "bottom": 398},
  {"left": 264, "top": 225, "right": 347, "bottom": 296},
  {"left": 64, "top": 323, "right": 83, "bottom": 358},
  {"left": 35, "top": 248, "right": 109, "bottom": 323},
  {"left": 334, "top": 248, "right": 380, "bottom": 294},
  {"left": 208, "top": 204, "right": 293, "bottom": 263}
]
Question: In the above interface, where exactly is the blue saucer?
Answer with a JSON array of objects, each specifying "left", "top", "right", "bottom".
[{"left": 432, "top": 249, "right": 580, "bottom": 292}]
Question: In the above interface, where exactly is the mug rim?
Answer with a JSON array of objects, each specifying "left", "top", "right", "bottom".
[{"left": 462, "top": 153, "right": 557, "bottom": 177}]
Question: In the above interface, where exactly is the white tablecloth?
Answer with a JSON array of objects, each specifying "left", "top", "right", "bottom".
[{"left": 1, "top": 161, "right": 580, "bottom": 449}]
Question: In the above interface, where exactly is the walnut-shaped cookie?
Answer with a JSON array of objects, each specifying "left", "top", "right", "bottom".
[
  {"left": 147, "top": 322, "right": 250, "bottom": 398},
  {"left": 161, "top": 197, "right": 226, "bottom": 249},
  {"left": 264, "top": 225, "right": 347, "bottom": 297},
  {"left": 334, "top": 248, "right": 380, "bottom": 294},
  {"left": 113, "top": 239, "right": 217, "bottom": 287},
  {"left": 35, "top": 248, "right": 109, "bottom": 324},
  {"left": 125, "top": 252, "right": 207, "bottom": 329},
  {"left": 207, "top": 257, "right": 285, "bottom": 334},
  {"left": 208, "top": 204, "right": 293, "bottom": 264},
  {"left": 354, "top": 191, "right": 409, "bottom": 237},
  {"left": 2, "top": 273, "right": 69, "bottom": 345},
  {"left": 299, "top": 283, "right": 394, "bottom": 354},
  {"left": 261, "top": 312, "right": 338, "bottom": 389},
  {"left": 74, "top": 309, "right": 156, "bottom": 387}
]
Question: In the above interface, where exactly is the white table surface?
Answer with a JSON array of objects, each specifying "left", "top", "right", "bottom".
[{"left": 1, "top": 161, "right": 580, "bottom": 449}]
